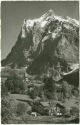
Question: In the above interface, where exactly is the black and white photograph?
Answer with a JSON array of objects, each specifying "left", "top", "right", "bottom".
[{"left": 1, "top": 1, "right": 79, "bottom": 124}]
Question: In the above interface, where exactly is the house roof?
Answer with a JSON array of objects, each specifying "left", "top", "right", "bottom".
[
  {"left": 40, "top": 102, "right": 50, "bottom": 107},
  {"left": 56, "top": 103, "right": 65, "bottom": 108}
]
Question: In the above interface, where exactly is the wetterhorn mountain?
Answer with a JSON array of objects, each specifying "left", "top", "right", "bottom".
[{"left": 2, "top": 10, "right": 79, "bottom": 82}]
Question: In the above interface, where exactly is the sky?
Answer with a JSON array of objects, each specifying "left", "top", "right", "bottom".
[{"left": 1, "top": 1, "right": 79, "bottom": 60}]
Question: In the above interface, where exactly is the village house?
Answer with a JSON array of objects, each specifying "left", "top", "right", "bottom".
[{"left": 31, "top": 100, "right": 67, "bottom": 117}]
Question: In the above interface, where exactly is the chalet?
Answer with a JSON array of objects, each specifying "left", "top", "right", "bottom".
[
  {"left": 55, "top": 102, "right": 65, "bottom": 116},
  {"left": 31, "top": 112, "right": 37, "bottom": 117},
  {"left": 54, "top": 101, "right": 72, "bottom": 117},
  {"left": 32, "top": 101, "right": 50, "bottom": 116},
  {"left": 30, "top": 112, "right": 41, "bottom": 117},
  {"left": 40, "top": 101, "right": 50, "bottom": 108}
]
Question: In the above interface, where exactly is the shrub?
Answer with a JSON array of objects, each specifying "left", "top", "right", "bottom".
[
  {"left": 43, "top": 77, "right": 55, "bottom": 99},
  {"left": 16, "top": 103, "right": 26, "bottom": 116},
  {"left": 1, "top": 96, "right": 12, "bottom": 124},
  {"left": 70, "top": 106, "right": 79, "bottom": 116},
  {"left": 62, "top": 81, "right": 71, "bottom": 99},
  {"left": 72, "top": 88, "right": 79, "bottom": 97},
  {"left": 1, "top": 84, "right": 8, "bottom": 96},
  {"left": 5, "top": 75, "right": 25, "bottom": 94}
]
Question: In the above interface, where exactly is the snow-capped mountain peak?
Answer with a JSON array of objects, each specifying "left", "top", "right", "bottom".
[
  {"left": 21, "top": 9, "right": 79, "bottom": 38},
  {"left": 2, "top": 9, "right": 79, "bottom": 82}
]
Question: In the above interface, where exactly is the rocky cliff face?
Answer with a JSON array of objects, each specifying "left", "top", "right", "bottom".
[{"left": 2, "top": 10, "right": 79, "bottom": 81}]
